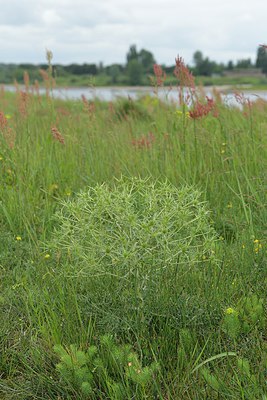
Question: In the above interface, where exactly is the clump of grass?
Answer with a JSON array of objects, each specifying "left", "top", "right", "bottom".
[{"left": 114, "top": 97, "right": 151, "bottom": 121}]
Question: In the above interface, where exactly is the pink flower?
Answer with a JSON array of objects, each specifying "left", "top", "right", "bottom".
[
  {"left": 189, "top": 97, "right": 215, "bottom": 119},
  {"left": 51, "top": 126, "right": 65, "bottom": 144}
]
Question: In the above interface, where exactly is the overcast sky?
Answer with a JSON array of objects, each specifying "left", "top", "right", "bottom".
[{"left": 0, "top": 0, "right": 266, "bottom": 66}]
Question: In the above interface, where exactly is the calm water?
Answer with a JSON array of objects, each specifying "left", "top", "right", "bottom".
[{"left": 3, "top": 85, "right": 267, "bottom": 106}]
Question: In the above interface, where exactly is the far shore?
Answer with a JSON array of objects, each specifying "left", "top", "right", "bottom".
[{"left": 3, "top": 83, "right": 267, "bottom": 92}]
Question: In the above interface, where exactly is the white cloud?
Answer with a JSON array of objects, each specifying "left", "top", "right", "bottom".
[
  {"left": 42, "top": 9, "right": 62, "bottom": 25},
  {"left": 0, "top": 0, "right": 266, "bottom": 64}
]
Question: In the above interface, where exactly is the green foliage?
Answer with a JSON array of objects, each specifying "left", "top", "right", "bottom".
[
  {"left": 193, "top": 50, "right": 218, "bottom": 76},
  {"left": 125, "top": 43, "right": 157, "bottom": 84},
  {"left": 54, "top": 343, "right": 94, "bottom": 396},
  {"left": 114, "top": 98, "right": 151, "bottom": 120},
  {"left": 179, "top": 328, "right": 196, "bottom": 355},
  {"left": 46, "top": 178, "right": 218, "bottom": 334},
  {"left": 241, "top": 294, "right": 265, "bottom": 333},
  {"left": 138, "top": 49, "right": 156, "bottom": 72},
  {"left": 197, "top": 355, "right": 267, "bottom": 398},
  {"left": 201, "top": 367, "right": 222, "bottom": 392},
  {"left": 50, "top": 177, "right": 217, "bottom": 271},
  {"left": 222, "top": 309, "right": 241, "bottom": 340},
  {"left": 53, "top": 335, "right": 159, "bottom": 398},
  {"left": 177, "top": 328, "right": 197, "bottom": 372},
  {"left": 126, "top": 59, "right": 144, "bottom": 85},
  {"left": 237, "top": 357, "right": 251, "bottom": 378},
  {"left": 126, "top": 45, "right": 155, "bottom": 72},
  {"left": 256, "top": 45, "right": 267, "bottom": 73},
  {"left": 222, "top": 294, "right": 265, "bottom": 340}
]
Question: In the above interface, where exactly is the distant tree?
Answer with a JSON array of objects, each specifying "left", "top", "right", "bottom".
[
  {"left": 215, "top": 62, "right": 225, "bottom": 74},
  {"left": 127, "top": 59, "right": 143, "bottom": 85},
  {"left": 138, "top": 49, "right": 156, "bottom": 72},
  {"left": 193, "top": 51, "right": 204, "bottom": 68},
  {"left": 227, "top": 61, "right": 234, "bottom": 70},
  {"left": 39, "top": 64, "right": 48, "bottom": 70},
  {"left": 256, "top": 46, "right": 267, "bottom": 74},
  {"left": 86, "top": 64, "right": 98, "bottom": 75},
  {"left": 54, "top": 64, "right": 68, "bottom": 77},
  {"left": 108, "top": 64, "right": 121, "bottom": 84},
  {"left": 64, "top": 63, "right": 98, "bottom": 75},
  {"left": 200, "top": 58, "right": 215, "bottom": 76},
  {"left": 164, "top": 64, "right": 176, "bottom": 74},
  {"left": 126, "top": 45, "right": 156, "bottom": 84},
  {"left": 18, "top": 63, "right": 35, "bottom": 70},
  {"left": 126, "top": 45, "right": 139, "bottom": 64},
  {"left": 193, "top": 50, "right": 215, "bottom": 76},
  {"left": 98, "top": 62, "right": 104, "bottom": 74},
  {"left": 236, "top": 58, "right": 253, "bottom": 69}
]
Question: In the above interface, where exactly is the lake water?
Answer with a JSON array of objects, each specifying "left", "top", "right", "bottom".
[{"left": 3, "top": 84, "right": 267, "bottom": 106}]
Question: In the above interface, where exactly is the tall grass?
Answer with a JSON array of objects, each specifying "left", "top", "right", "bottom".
[{"left": 0, "top": 69, "right": 266, "bottom": 399}]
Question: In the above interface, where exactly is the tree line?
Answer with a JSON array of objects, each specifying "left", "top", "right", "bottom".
[{"left": 0, "top": 45, "right": 266, "bottom": 85}]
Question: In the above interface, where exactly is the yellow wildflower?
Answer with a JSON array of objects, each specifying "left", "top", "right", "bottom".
[
  {"left": 49, "top": 183, "right": 58, "bottom": 192},
  {"left": 225, "top": 307, "right": 237, "bottom": 315},
  {"left": 44, "top": 254, "right": 50, "bottom": 259},
  {"left": 16, "top": 236, "right": 22, "bottom": 241},
  {"left": 254, "top": 244, "right": 262, "bottom": 253},
  {"left": 175, "top": 110, "right": 190, "bottom": 118},
  {"left": 254, "top": 239, "right": 262, "bottom": 254}
]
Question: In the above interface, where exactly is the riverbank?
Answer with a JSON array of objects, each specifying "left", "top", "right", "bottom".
[
  {"left": 51, "top": 71, "right": 267, "bottom": 89},
  {"left": 3, "top": 83, "right": 267, "bottom": 104}
]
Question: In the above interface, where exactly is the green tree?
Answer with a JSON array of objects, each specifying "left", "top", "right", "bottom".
[
  {"left": 108, "top": 64, "right": 121, "bottom": 84},
  {"left": 193, "top": 50, "right": 215, "bottom": 76},
  {"left": 126, "top": 45, "right": 156, "bottom": 83},
  {"left": 138, "top": 49, "right": 156, "bottom": 72},
  {"left": 193, "top": 51, "right": 204, "bottom": 68},
  {"left": 227, "top": 60, "right": 234, "bottom": 70},
  {"left": 236, "top": 58, "right": 252, "bottom": 69},
  {"left": 126, "top": 45, "right": 139, "bottom": 64},
  {"left": 127, "top": 59, "right": 143, "bottom": 85},
  {"left": 256, "top": 46, "right": 267, "bottom": 74}
]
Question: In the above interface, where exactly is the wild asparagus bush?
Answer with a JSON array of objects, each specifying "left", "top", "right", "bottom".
[{"left": 45, "top": 178, "right": 218, "bottom": 333}]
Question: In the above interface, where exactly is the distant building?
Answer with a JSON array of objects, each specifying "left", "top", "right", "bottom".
[{"left": 223, "top": 68, "right": 265, "bottom": 78}]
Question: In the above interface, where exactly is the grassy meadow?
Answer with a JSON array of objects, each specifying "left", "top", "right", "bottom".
[{"left": 0, "top": 67, "right": 266, "bottom": 399}]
